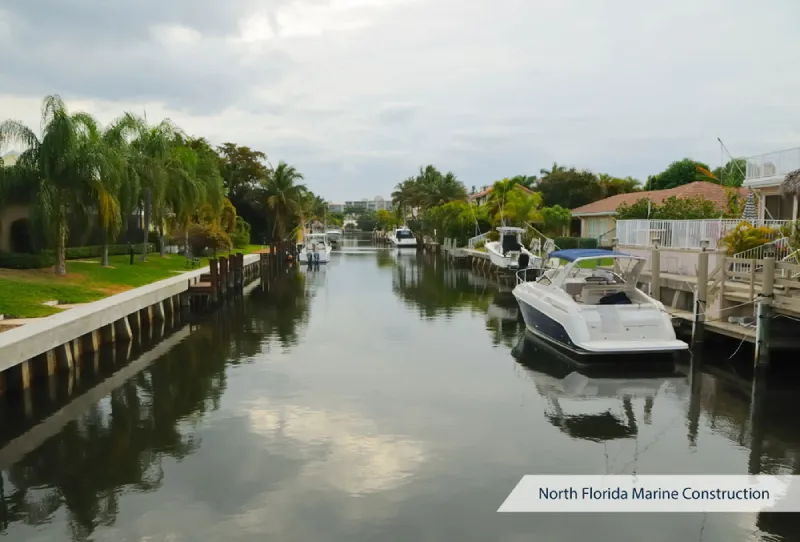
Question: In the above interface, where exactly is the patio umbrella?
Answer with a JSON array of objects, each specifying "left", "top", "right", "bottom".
[{"left": 741, "top": 190, "right": 758, "bottom": 222}]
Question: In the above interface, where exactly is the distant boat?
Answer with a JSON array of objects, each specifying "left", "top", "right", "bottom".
[
  {"left": 299, "top": 232, "right": 332, "bottom": 264},
  {"left": 389, "top": 226, "right": 417, "bottom": 248},
  {"left": 485, "top": 226, "right": 542, "bottom": 272},
  {"left": 326, "top": 228, "right": 343, "bottom": 246}
]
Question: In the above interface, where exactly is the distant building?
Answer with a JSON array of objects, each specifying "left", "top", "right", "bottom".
[
  {"left": 344, "top": 196, "right": 392, "bottom": 212},
  {"left": 328, "top": 203, "right": 344, "bottom": 213}
]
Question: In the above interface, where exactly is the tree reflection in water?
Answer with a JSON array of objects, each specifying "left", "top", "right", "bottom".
[
  {"left": 390, "top": 252, "right": 525, "bottom": 345},
  {"left": 0, "top": 271, "right": 309, "bottom": 541}
]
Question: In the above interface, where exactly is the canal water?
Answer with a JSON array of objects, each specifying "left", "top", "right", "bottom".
[{"left": 2, "top": 240, "right": 800, "bottom": 541}]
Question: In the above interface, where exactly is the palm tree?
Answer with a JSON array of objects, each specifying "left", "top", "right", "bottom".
[
  {"left": 391, "top": 176, "right": 420, "bottom": 220},
  {"left": 0, "top": 95, "right": 105, "bottom": 275},
  {"left": 117, "top": 113, "right": 179, "bottom": 260},
  {"left": 539, "top": 162, "right": 566, "bottom": 177},
  {"left": 263, "top": 162, "right": 306, "bottom": 240}
]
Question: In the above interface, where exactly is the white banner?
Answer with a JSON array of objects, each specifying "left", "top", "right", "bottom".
[{"left": 498, "top": 475, "right": 800, "bottom": 513}]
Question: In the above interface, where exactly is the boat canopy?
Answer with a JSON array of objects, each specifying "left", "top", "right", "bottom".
[
  {"left": 497, "top": 226, "right": 525, "bottom": 234},
  {"left": 548, "top": 249, "right": 635, "bottom": 262}
]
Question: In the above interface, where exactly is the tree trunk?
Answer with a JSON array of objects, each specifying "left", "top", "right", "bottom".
[
  {"left": 159, "top": 225, "right": 166, "bottom": 257},
  {"left": 141, "top": 187, "right": 151, "bottom": 261},
  {"left": 184, "top": 230, "right": 190, "bottom": 259},
  {"left": 101, "top": 230, "right": 110, "bottom": 267},
  {"left": 55, "top": 219, "right": 67, "bottom": 276}
]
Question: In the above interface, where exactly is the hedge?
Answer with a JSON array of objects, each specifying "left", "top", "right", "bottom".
[
  {"left": 0, "top": 244, "right": 157, "bottom": 270},
  {"left": 0, "top": 252, "right": 56, "bottom": 269},
  {"left": 554, "top": 237, "right": 599, "bottom": 250}
]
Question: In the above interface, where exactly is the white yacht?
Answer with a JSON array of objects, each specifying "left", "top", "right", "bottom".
[
  {"left": 485, "top": 226, "right": 543, "bottom": 272},
  {"left": 299, "top": 232, "right": 333, "bottom": 264},
  {"left": 512, "top": 248, "right": 688, "bottom": 357},
  {"left": 326, "top": 228, "right": 343, "bottom": 246},
  {"left": 389, "top": 226, "right": 417, "bottom": 248}
]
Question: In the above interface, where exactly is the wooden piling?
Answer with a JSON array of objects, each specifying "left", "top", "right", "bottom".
[
  {"left": 209, "top": 258, "right": 219, "bottom": 304},
  {"left": 692, "top": 247, "right": 709, "bottom": 346},
  {"left": 755, "top": 256, "right": 775, "bottom": 367},
  {"left": 153, "top": 300, "right": 165, "bottom": 321},
  {"left": 115, "top": 316, "right": 133, "bottom": 342},
  {"left": 219, "top": 256, "right": 229, "bottom": 297},
  {"left": 650, "top": 244, "right": 661, "bottom": 302}
]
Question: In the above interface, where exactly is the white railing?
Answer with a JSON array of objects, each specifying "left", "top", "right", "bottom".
[
  {"left": 745, "top": 147, "right": 800, "bottom": 180},
  {"left": 615, "top": 219, "right": 791, "bottom": 250},
  {"left": 730, "top": 237, "right": 792, "bottom": 275},
  {"left": 468, "top": 232, "right": 488, "bottom": 248}
]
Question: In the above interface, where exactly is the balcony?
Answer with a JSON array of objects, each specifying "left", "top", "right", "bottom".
[{"left": 745, "top": 147, "right": 800, "bottom": 188}]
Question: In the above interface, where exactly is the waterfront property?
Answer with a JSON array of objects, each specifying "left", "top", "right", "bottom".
[
  {"left": 571, "top": 181, "right": 747, "bottom": 247},
  {"left": 0, "top": 251, "right": 285, "bottom": 395},
  {"left": 744, "top": 146, "right": 800, "bottom": 221}
]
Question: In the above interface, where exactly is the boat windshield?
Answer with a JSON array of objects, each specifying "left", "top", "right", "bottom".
[
  {"left": 537, "top": 256, "right": 640, "bottom": 286},
  {"left": 396, "top": 229, "right": 414, "bottom": 239}
]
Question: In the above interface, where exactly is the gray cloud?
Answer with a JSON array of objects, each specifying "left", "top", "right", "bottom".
[{"left": 1, "top": 0, "right": 800, "bottom": 200}]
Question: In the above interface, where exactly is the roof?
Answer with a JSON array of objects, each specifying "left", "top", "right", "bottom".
[
  {"left": 469, "top": 184, "right": 534, "bottom": 201},
  {"left": 549, "top": 249, "right": 634, "bottom": 261},
  {"left": 570, "top": 181, "right": 747, "bottom": 216}
]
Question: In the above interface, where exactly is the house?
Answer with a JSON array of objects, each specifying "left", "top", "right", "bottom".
[
  {"left": 0, "top": 151, "right": 32, "bottom": 252},
  {"left": 469, "top": 184, "right": 535, "bottom": 206},
  {"left": 571, "top": 181, "right": 746, "bottom": 244},
  {"left": 744, "top": 147, "right": 800, "bottom": 221}
]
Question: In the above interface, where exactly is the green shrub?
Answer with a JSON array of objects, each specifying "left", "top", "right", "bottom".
[
  {"left": 0, "top": 251, "right": 55, "bottom": 269},
  {"left": 0, "top": 244, "right": 158, "bottom": 269},
  {"left": 231, "top": 217, "right": 251, "bottom": 248},
  {"left": 554, "top": 237, "right": 599, "bottom": 250}
]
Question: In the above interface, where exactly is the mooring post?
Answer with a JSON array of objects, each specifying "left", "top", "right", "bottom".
[
  {"left": 209, "top": 258, "right": 219, "bottom": 304},
  {"left": 219, "top": 256, "right": 229, "bottom": 297},
  {"left": 755, "top": 254, "right": 775, "bottom": 367},
  {"left": 236, "top": 252, "right": 244, "bottom": 289},
  {"left": 692, "top": 239, "right": 710, "bottom": 346},
  {"left": 650, "top": 235, "right": 661, "bottom": 302}
]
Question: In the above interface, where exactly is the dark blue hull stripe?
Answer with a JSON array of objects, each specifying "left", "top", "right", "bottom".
[{"left": 516, "top": 299, "right": 584, "bottom": 354}]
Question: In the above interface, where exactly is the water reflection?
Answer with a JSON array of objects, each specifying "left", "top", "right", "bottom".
[
  {"left": 3, "top": 251, "right": 800, "bottom": 542},
  {"left": 0, "top": 273, "right": 309, "bottom": 541}
]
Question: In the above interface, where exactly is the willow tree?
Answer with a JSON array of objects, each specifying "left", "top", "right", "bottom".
[
  {"left": 116, "top": 113, "right": 178, "bottom": 260},
  {"left": 0, "top": 95, "right": 105, "bottom": 274}
]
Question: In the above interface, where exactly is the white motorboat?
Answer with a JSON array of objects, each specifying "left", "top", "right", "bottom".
[
  {"left": 326, "top": 228, "right": 343, "bottom": 246},
  {"left": 389, "top": 226, "right": 417, "bottom": 248},
  {"left": 512, "top": 248, "right": 688, "bottom": 357},
  {"left": 299, "top": 232, "right": 332, "bottom": 264},
  {"left": 485, "top": 226, "right": 543, "bottom": 272}
]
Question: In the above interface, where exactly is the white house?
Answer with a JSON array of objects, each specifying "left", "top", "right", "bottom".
[{"left": 744, "top": 147, "right": 800, "bottom": 221}]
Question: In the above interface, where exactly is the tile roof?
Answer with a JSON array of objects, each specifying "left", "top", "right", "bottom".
[
  {"left": 469, "top": 184, "right": 534, "bottom": 201},
  {"left": 571, "top": 181, "right": 747, "bottom": 216}
]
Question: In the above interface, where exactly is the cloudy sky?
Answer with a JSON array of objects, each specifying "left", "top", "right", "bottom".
[{"left": 1, "top": 0, "right": 799, "bottom": 200}]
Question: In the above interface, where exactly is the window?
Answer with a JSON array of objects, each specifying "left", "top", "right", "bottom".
[{"left": 764, "top": 194, "right": 795, "bottom": 220}]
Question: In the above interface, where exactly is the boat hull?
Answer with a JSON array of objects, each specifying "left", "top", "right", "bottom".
[
  {"left": 389, "top": 237, "right": 417, "bottom": 248},
  {"left": 299, "top": 247, "right": 332, "bottom": 264}
]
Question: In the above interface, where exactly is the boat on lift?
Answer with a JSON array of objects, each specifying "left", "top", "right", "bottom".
[
  {"left": 512, "top": 248, "right": 688, "bottom": 358},
  {"left": 389, "top": 226, "right": 418, "bottom": 248},
  {"left": 484, "top": 226, "right": 543, "bottom": 273}
]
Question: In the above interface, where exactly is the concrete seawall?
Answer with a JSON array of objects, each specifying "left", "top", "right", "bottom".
[{"left": 0, "top": 253, "right": 263, "bottom": 392}]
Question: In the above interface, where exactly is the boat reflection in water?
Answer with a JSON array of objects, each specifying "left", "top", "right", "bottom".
[{"left": 511, "top": 331, "right": 688, "bottom": 443}]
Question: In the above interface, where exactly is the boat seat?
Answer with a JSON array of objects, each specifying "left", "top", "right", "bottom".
[
  {"left": 580, "top": 285, "right": 628, "bottom": 305},
  {"left": 563, "top": 281, "right": 584, "bottom": 298}
]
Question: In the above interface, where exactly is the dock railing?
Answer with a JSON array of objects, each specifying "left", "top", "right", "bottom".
[{"left": 468, "top": 232, "right": 488, "bottom": 248}]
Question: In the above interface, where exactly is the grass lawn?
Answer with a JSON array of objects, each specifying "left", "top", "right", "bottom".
[{"left": 0, "top": 245, "right": 269, "bottom": 319}]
